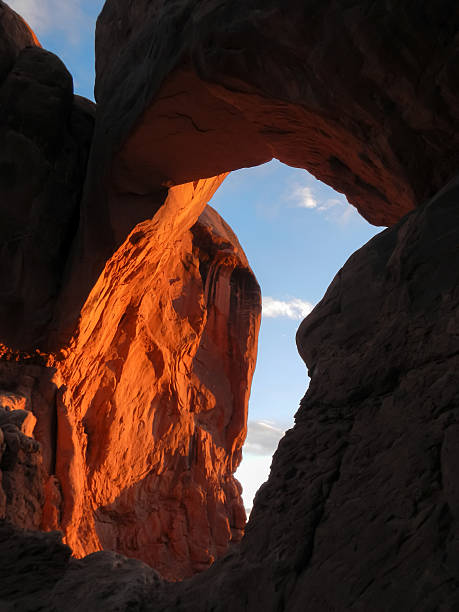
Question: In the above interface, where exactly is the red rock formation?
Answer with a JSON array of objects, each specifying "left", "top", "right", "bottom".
[
  {"left": 51, "top": 0, "right": 459, "bottom": 346},
  {"left": 51, "top": 192, "right": 261, "bottom": 580},
  {"left": 1, "top": 161, "right": 459, "bottom": 612},
  {"left": 0, "top": 180, "right": 261, "bottom": 582},
  {"left": 0, "top": 1, "right": 262, "bottom": 580},
  {"left": 1, "top": 0, "right": 459, "bottom": 608},
  {"left": 93, "top": 0, "right": 459, "bottom": 228}
]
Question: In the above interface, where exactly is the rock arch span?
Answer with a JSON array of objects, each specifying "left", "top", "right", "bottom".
[{"left": 0, "top": 1, "right": 458, "bottom": 609}]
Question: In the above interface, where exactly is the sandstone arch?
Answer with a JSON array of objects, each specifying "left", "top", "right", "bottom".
[
  {"left": 0, "top": 1, "right": 459, "bottom": 609},
  {"left": 55, "top": 0, "right": 459, "bottom": 346}
]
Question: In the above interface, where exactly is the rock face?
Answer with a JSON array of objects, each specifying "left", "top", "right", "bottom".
[
  {"left": 0, "top": 0, "right": 459, "bottom": 609},
  {"left": 94, "top": 0, "right": 459, "bottom": 226},
  {"left": 54, "top": 0, "right": 459, "bottom": 341},
  {"left": 0, "top": 0, "right": 39, "bottom": 67},
  {"left": 0, "top": 522, "right": 161, "bottom": 612},
  {"left": 0, "top": 380, "right": 45, "bottom": 531},
  {"left": 1, "top": 164, "right": 458, "bottom": 612},
  {"left": 151, "top": 171, "right": 459, "bottom": 611},
  {"left": 53, "top": 199, "right": 260, "bottom": 580},
  {"left": 0, "top": 2, "right": 95, "bottom": 350},
  {"left": 0, "top": 0, "right": 262, "bottom": 582}
]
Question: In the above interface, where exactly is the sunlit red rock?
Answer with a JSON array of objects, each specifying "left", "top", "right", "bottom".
[
  {"left": 1, "top": 0, "right": 459, "bottom": 608},
  {"left": 51, "top": 187, "right": 261, "bottom": 579}
]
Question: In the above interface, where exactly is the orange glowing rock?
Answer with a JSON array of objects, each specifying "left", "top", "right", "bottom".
[{"left": 49, "top": 182, "right": 261, "bottom": 579}]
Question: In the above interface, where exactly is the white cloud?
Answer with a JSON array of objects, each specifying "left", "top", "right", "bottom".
[
  {"left": 243, "top": 420, "right": 286, "bottom": 456},
  {"left": 295, "top": 186, "right": 318, "bottom": 209},
  {"left": 235, "top": 454, "right": 271, "bottom": 516},
  {"left": 7, "top": 0, "right": 89, "bottom": 44},
  {"left": 235, "top": 419, "right": 288, "bottom": 514},
  {"left": 262, "top": 296, "right": 314, "bottom": 320},
  {"left": 290, "top": 181, "right": 358, "bottom": 225}
]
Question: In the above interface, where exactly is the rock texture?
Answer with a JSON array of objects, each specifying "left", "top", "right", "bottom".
[
  {"left": 0, "top": 392, "right": 44, "bottom": 530},
  {"left": 0, "top": 357, "right": 61, "bottom": 532},
  {"left": 151, "top": 167, "right": 459, "bottom": 611},
  {"left": 54, "top": 0, "right": 459, "bottom": 339},
  {"left": 1, "top": 162, "right": 458, "bottom": 612},
  {"left": 0, "top": 0, "right": 262, "bottom": 582},
  {"left": 0, "top": 1, "right": 95, "bottom": 351},
  {"left": 0, "top": 0, "right": 459, "bottom": 609},
  {"left": 0, "top": 181, "right": 261, "bottom": 581},
  {"left": 52, "top": 199, "right": 260, "bottom": 580},
  {"left": 94, "top": 0, "right": 459, "bottom": 226},
  {"left": 0, "top": 522, "right": 161, "bottom": 612}
]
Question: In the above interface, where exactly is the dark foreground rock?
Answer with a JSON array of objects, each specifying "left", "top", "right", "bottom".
[
  {"left": 0, "top": 0, "right": 459, "bottom": 608},
  {"left": 1, "top": 166, "right": 458, "bottom": 612},
  {"left": 0, "top": 5, "right": 95, "bottom": 350}
]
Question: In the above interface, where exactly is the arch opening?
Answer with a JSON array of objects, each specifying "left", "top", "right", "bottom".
[{"left": 208, "top": 159, "right": 382, "bottom": 514}]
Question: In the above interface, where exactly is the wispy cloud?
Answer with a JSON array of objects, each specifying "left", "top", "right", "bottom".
[
  {"left": 244, "top": 420, "right": 286, "bottom": 456},
  {"left": 8, "top": 0, "right": 89, "bottom": 44},
  {"left": 236, "top": 419, "right": 289, "bottom": 514},
  {"left": 262, "top": 296, "right": 314, "bottom": 320},
  {"left": 290, "top": 182, "right": 358, "bottom": 225},
  {"left": 295, "top": 186, "right": 318, "bottom": 209}
]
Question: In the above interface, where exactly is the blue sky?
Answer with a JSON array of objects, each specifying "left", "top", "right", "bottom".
[
  {"left": 10, "top": 1, "right": 383, "bottom": 513},
  {"left": 211, "top": 162, "right": 382, "bottom": 509}
]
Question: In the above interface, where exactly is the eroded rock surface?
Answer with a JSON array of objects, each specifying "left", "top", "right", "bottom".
[
  {"left": 0, "top": 187, "right": 261, "bottom": 582},
  {"left": 94, "top": 0, "right": 459, "bottom": 227},
  {"left": 0, "top": 0, "right": 459, "bottom": 609},
  {"left": 53, "top": 0, "right": 459, "bottom": 341},
  {"left": 1, "top": 161, "right": 458, "bottom": 612},
  {"left": 52, "top": 200, "right": 260, "bottom": 579},
  {"left": 0, "top": 362, "right": 49, "bottom": 530},
  {"left": 0, "top": 1, "right": 262, "bottom": 581},
  {"left": 140, "top": 165, "right": 459, "bottom": 611}
]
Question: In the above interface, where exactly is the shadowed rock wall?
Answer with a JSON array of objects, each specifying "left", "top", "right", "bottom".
[
  {"left": 0, "top": 1, "right": 95, "bottom": 350},
  {"left": 0, "top": 0, "right": 459, "bottom": 608},
  {"left": 1, "top": 171, "right": 458, "bottom": 611}
]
